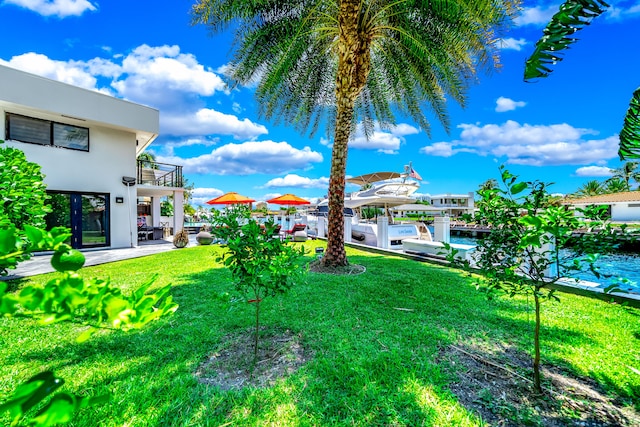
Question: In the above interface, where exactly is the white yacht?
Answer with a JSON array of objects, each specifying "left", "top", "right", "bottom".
[{"left": 315, "top": 168, "right": 423, "bottom": 249}]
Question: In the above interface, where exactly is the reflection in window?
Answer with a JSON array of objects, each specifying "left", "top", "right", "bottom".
[
  {"left": 6, "top": 113, "right": 89, "bottom": 151},
  {"left": 45, "top": 191, "right": 109, "bottom": 249}
]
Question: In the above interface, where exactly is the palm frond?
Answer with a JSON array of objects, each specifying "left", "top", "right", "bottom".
[
  {"left": 619, "top": 87, "right": 640, "bottom": 160},
  {"left": 524, "top": 0, "right": 609, "bottom": 81}
]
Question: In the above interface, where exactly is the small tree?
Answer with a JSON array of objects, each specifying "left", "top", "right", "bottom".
[
  {"left": 212, "top": 206, "right": 306, "bottom": 363},
  {"left": 448, "top": 166, "right": 630, "bottom": 393}
]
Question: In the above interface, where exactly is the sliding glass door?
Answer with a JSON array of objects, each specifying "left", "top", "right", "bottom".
[{"left": 45, "top": 192, "right": 110, "bottom": 249}]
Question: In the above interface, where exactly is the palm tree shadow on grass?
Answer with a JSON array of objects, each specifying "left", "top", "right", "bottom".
[{"left": 3, "top": 253, "right": 638, "bottom": 425}]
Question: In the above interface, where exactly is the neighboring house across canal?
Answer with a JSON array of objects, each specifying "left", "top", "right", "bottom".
[
  {"left": 392, "top": 192, "right": 475, "bottom": 219},
  {"left": 0, "top": 64, "right": 184, "bottom": 249},
  {"left": 562, "top": 191, "right": 640, "bottom": 222}
]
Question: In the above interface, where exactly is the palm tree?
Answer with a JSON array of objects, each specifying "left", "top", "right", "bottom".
[
  {"left": 192, "top": 0, "right": 517, "bottom": 266},
  {"left": 603, "top": 177, "right": 629, "bottom": 194},
  {"left": 611, "top": 161, "right": 640, "bottom": 190},
  {"left": 478, "top": 178, "right": 499, "bottom": 193},
  {"left": 524, "top": 0, "right": 640, "bottom": 159},
  {"left": 572, "top": 180, "right": 604, "bottom": 198},
  {"left": 137, "top": 152, "right": 157, "bottom": 169}
]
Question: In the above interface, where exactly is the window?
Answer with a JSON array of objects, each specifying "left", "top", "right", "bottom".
[
  {"left": 6, "top": 113, "right": 89, "bottom": 151},
  {"left": 45, "top": 191, "right": 109, "bottom": 249}
]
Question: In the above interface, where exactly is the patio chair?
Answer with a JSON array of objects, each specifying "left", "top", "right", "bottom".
[
  {"left": 138, "top": 224, "right": 153, "bottom": 241},
  {"left": 283, "top": 223, "right": 306, "bottom": 236}
]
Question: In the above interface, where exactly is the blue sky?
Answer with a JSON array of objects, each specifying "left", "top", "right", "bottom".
[{"left": 1, "top": 0, "right": 639, "bottom": 206}]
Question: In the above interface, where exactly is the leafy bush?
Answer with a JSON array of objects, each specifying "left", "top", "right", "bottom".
[{"left": 0, "top": 141, "right": 178, "bottom": 425}]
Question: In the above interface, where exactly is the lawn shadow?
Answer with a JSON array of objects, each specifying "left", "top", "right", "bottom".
[{"left": 3, "top": 245, "right": 638, "bottom": 425}]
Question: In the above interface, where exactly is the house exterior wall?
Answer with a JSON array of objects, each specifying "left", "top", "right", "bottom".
[
  {"left": 1, "top": 65, "right": 160, "bottom": 249},
  {"left": 611, "top": 203, "right": 640, "bottom": 222},
  {"left": 1, "top": 111, "right": 138, "bottom": 248}
]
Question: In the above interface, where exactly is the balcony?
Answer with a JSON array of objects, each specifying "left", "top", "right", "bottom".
[{"left": 136, "top": 159, "right": 183, "bottom": 188}]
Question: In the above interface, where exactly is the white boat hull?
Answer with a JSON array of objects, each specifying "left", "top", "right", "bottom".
[
  {"left": 351, "top": 223, "right": 420, "bottom": 250},
  {"left": 401, "top": 238, "right": 476, "bottom": 261}
]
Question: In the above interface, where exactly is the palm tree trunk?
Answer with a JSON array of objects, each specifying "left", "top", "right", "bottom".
[
  {"left": 322, "top": 0, "right": 371, "bottom": 267},
  {"left": 324, "top": 107, "right": 352, "bottom": 266}
]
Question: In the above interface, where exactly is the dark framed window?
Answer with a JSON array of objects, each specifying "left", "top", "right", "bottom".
[{"left": 5, "top": 113, "right": 89, "bottom": 151}]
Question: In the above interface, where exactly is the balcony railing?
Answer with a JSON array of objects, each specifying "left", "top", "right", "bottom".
[{"left": 137, "top": 159, "right": 183, "bottom": 188}]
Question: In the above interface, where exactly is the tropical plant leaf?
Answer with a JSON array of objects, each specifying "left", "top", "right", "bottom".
[
  {"left": 524, "top": 0, "right": 609, "bottom": 81},
  {"left": 619, "top": 87, "right": 640, "bottom": 159}
]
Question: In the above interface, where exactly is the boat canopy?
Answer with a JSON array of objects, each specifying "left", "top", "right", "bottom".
[{"left": 346, "top": 171, "right": 404, "bottom": 186}]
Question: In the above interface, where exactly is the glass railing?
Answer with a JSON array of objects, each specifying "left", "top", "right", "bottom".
[{"left": 136, "top": 160, "right": 183, "bottom": 188}]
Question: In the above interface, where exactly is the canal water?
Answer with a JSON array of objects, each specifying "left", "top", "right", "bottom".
[{"left": 449, "top": 234, "right": 640, "bottom": 294}]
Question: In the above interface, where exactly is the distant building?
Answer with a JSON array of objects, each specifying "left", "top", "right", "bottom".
[
  {"left": 1, "top": 65, "right": 184, "bottom": 249},
  {"left": 562, "top": 191, "right": 640, "bottom": 222},
  {"left": 392, "top": 192, "right": 475, "bottom": 218}
]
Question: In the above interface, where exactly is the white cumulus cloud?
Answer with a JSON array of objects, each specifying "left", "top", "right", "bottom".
[
  {"left": 420, "top": 120, "right": 620, "bottom": 167},
  {"left": 0, "top": 52, "right": 97, "bottom": 89},
  {"left": 1, "top": 47, "right": 269, "bottom": 141},
  {"left": 420, "top": 142, "right": 457, "bottom": 157},
  {"left": 4, "top": 0, "right": 97, "bottom": 17},
  {"left": 111, "top": 44, "right": 227, "bottom": 108},
  {"left": 161, "top": 108, "right": 268, "bottom": 140},
  {"left": 349, "top": 122, "right": 420, "bottom": 154},
  {"left": 262, "top": 174, "right": 330, "bottom": 189},
  {"left": 574, "top": 166, "right": 614, "bottom": 177},
  {"left": 495, "top": 96, "right": 526, "bottom": 112},
  {"left": 516, "top": 5, "right": 560, "bottom": 26},
  {"left": 157, "top": 140, "right": 323, "bottom": 175},
  {"left": 191, "top": 187, "right": 224, "bottom": 206},
  {"left": 498, "top": 38, "right": 528, "bottom": 51}
]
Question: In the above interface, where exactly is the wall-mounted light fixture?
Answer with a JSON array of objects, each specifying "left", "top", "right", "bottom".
[{"left": 122, "top": 176, "right": 137, "bottom": 247}]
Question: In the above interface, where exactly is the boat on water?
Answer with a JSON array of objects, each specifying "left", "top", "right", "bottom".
[{"left": 315, "top": 168, "right": 425, "bottom": 249}]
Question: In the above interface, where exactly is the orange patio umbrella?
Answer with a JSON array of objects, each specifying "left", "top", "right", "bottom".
[
  {"left": 206, "top": 192, "right": 256, "bottom": 205},
  {"left": 266, "top": 193, "right": 310, "bottom": 206}
]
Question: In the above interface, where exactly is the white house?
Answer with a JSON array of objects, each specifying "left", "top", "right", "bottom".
[
  {"left": 0, "top": 65, "right": 184, "bottom": 249},
  {"left": 562, "top": 191, "right": 640, "bottom": 222},
  {"left": 392, "top": 192, "right": 475, "bottom": 218}
]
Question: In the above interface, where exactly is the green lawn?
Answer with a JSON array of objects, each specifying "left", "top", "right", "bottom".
[{"left": 1, "top": 241, "right": 638, "bottom": 426}]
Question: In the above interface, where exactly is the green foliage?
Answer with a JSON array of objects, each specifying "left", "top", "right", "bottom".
[
  {"left": 524, "top": 0, "right": 609, "bottom": 81},
  {"left": 192, "top": 0, "right": 518, "bottom": 266},
  {"left": 0, "top": 143, "right": 178, "bottom": 426},
  {"left": 160, "top": 200, "right": 174, "bottom": 217},
  {"left": 449, "top": 166, "right": 631, "bottom": 392},
  {"left": 361, "top": 207, "right": 383, "bottom": 220},
  {"left": 192, "top": 0, "right": 517, "bottom": 137},
  {"left": 0, "top": 371, "right": 109, "bottom": 427},
  {"left": 619, "top": 88, "right": 640, "bottom": 159},
  {"left": 136, "top": 152, "right": 157, "bottom": 169},
  {"left": 183, "top": 203, "right": 196, "bottom": 217},
  {"left": 604, "top": 176, "right": 630, "bottom": 193},
  {"left": 212, "top": 205, "right": 306, "bottom": 361},
  {"left": 0, "top": 224, "right": 178, "bottom": 425},
  {"left": 2, "top": 243, "right": 638, "bottom": 425},
  {"left": 0, "top": 141, "right": 51, "bottom": 231}
]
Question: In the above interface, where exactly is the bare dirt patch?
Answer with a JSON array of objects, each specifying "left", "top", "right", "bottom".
[
  {"left": 308, "top": 260, "right": 366, "bottom": 275},
  {"left": 195, "top": 328, "right": 309, "bottom": 391},
  {"left": 439, "top": 340, "right": 640, "bottom": 426}
]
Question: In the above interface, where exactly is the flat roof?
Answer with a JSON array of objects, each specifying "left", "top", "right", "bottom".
[{"left": 0, "top": 64, "right": 159, "bottom": 153}]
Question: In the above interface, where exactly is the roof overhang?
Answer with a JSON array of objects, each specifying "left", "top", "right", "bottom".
[{"left": 0, "top": 65, "right": 159, "bottom": 154}]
